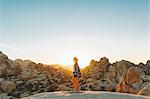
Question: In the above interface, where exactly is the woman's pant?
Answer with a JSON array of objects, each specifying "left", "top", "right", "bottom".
[{"left": 72, "top": 76, "right": 79, "bottom": 91}]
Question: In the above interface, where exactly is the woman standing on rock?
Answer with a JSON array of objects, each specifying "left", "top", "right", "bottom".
[{"left": 72, "top": 57, "right": 81, "bottom": 92}]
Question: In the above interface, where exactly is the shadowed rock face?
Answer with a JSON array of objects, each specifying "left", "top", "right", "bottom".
[
  {"left": 0, "top": 52, "right": 150, "bottom": 98},
  {"left": 143, "top": 60, "right": 150, "bottom": 75}
]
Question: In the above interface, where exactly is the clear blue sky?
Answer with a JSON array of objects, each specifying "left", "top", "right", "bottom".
[{"left": 0, "top": 0, "right": 149, "bottom": 67}]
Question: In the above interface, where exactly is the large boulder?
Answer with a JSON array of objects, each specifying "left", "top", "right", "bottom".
[
  {"left": 1, "top": 81, "right": 16, "bottom": 93},
  {"left": 116, "top": 67, "right": 144, "bottom": 94},
  {"left": 0, "top": 52, "right": 22, "bottom": 77}
]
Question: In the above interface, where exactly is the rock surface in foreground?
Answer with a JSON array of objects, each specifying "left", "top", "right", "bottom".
[{"left": 22, "top": 91, "right": 150, "bottom": 99}]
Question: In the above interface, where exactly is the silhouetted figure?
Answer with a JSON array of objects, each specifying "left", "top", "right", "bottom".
[{"left": 72, "top": 57, "right": 81, "bottom": 92}]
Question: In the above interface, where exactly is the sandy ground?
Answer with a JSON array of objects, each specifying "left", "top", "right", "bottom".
[{"left": 22, "top": 91, "right": 150, "bottom": 99}]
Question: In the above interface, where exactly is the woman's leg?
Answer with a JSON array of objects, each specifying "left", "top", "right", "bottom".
[{"left": 72, "top": 77, "right": 79, "bottom": 91}]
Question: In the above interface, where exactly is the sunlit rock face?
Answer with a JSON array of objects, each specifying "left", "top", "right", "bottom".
[
  {"left": 116, "top": 67, "right": 144, "bottom": 94},
  {"left": 116, "top": 66, "right": 150, "bottom": 96}
]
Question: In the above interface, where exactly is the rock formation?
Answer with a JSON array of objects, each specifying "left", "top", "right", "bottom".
[
  {"left": 116, "top": 67, "right": 143, "bottom": 93},
  {"left": 81, "top": 57, "right": 150, "bottom": 96},
  {"left": 0, "top": 51, "right": 149, "bottom": 98},
  {"left": 116, "top": 66, "right": 150, "bottom": 96},
  {"left": 0, "top": 52, "right": 72, "bottom": 98}
]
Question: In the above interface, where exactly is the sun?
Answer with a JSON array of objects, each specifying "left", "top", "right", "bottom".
[{"left": 59, "top": 50, "right": 91, "bottom": 68}]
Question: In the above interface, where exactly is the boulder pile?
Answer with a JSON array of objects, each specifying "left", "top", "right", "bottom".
[
  {"left": 81, "top": 57, "right": 150, "bottom": 96},
  {"left": 0, "top": 51, "right": 149, "bottom": 98},
  {"left": 0, "top": 51, "right": 72, "bottom": 98}
]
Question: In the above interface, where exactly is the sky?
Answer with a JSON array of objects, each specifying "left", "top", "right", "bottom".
[{"left": 0, "top": 0, "right": 150, "bottom": 68}]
